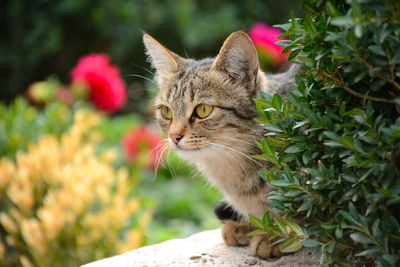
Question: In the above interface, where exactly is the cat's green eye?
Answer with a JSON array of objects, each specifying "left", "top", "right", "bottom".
[
  {"left": 161, "top": 105, "right": 172, "bottom": 120},
  {"left": 195, "top": 104, "right": 213, "bottom": 119}
]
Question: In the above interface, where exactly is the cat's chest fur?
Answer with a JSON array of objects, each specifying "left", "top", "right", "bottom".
[{"left": 178, "top": 144, "right": 272, "bottom": 221}]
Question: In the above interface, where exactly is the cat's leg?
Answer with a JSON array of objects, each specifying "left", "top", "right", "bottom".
[
  {"left": 215, "top": 202, "right": 283, "bottom": 259},
  {"left": 250, "top": 234, "right": 282, "bottom": 258},
  {"left": 215, "top": 202, "right": 254, "bottom": 246},
  {"left": 250, "top": 217, "right": 304, "bottom": 258},
  {"left": 221, "top": 221, "right": 283, "bottom": 258},
  {"left": 221, "top": 220, "right": 254, "bottom": 246}
]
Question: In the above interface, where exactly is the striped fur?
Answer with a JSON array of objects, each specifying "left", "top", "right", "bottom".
[{"left": 144, "top": 31, "right": 299, "bottom": 222}]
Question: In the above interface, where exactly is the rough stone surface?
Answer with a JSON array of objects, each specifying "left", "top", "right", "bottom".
[{"left": 82, "top": 229, "right": 321, "bottom": 267}]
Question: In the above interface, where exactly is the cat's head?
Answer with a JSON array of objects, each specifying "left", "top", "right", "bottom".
[{"left": 143, "top": 32, "right": 262, "bottom": 160}]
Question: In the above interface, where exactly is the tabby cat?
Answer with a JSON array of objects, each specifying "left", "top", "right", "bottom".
[{"left": 143, "top": 31, "right": 299, "bottom": 259}]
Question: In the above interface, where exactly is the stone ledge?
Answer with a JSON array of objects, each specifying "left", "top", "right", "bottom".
[{"left": 82, "top": 229, "right": 321, "bottom": 267}]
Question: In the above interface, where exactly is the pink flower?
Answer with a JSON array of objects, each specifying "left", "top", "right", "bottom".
[
  {"left": 71, "top": 54, "right": 127, "bottom": 113},
  {"left": 122, "top": 126, "right": 164, "bottom": 170},
  {"left": 249, "top": 22, "right": 288, "bottom": 67}
]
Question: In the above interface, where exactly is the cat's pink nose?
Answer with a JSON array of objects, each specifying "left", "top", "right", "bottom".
[{"left": 169, "top": 134, "right": 183, "bottom": 145}]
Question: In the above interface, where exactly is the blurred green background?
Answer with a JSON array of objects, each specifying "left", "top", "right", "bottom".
[{"left": 1, "top": 0, "right": 301, "bottom": 111}]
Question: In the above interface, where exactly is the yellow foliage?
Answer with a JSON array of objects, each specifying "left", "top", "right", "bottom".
[{"left": 0, "top": 109, "right": 150, "bottom": 267}]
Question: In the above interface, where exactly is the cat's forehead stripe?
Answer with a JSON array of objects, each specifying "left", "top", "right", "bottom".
[{"left": 168, "top": 69, "right": 196, "bottom": 103}]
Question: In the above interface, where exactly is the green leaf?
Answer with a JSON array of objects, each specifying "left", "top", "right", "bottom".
[
  {"left": 253, "top": 98, "right": 272, "bottom": 107},
  {"left": 280, "top": 238, "right": 303, "bottom": 253},
  {"left": 270, "top": 180, "right": 291, "bottom": 187},
  {"left": 368, "top": 45, "right": 386, "bottom": 56},
  {"left": 354, "top": 25, "right": 363, "bottom": 38},
  {"left": 355, "top": 248, "right": 381, "bottom": 257},
  {"left": 351, "top": 0, "right": 362, "bottom": 17},
  {"left": 324, "top": 2, "right": 337, "bottom": 16},
  {"left": 263, "top": 124, "right": 283, "bottom": 133},
  {"left": 350, "top": 232, "right": 373, "bottom": 245},
  {"left": 297, "top": 200, "right": 313, "bottom": 212},
  {"left": 253, "top": 154, "right": 280, "bottom": 167},
  {"left": 275, "top": 40, "right": 293, "bottom": 47},
  {"left": 281, "top": 44, "right": 297, "bottom": 54},
  {"left": 288, "top": 49, "right": 301, "bottom": 61},
  {"left": 343, "top": 174, "right": 358, "bottom": 183},
  {"left": 258, "top": 92, "right": 272, "bottom": 101},
  {"left": 252, "top": 154, "right": 269, "bottom": 161},
  {"left": 325, "top": 31, "right": 344, "bottom": 42},
  {"left": 262, "top": 211, "right": 272, "bottom": 226},
  {"left": 297, "top": 56, "right": 312, "bottom": 63},
  {"left": 324, "top": 131, "right": 340, "bottom": 141},
  {"left": 284, "top": 190, "right": 303, "bottom": 198},
  {"left": 247, "top": 230, "right": 267, "bottom": 237},
  {"left": 377, "top": 189, "right": 393, "bottom": 197},
  {"left": 274, "top": 22, "right": 291, "bottom": 32},
  {"left": 293, "top": 120, "right": 309, "bottom": 129},
  {"left": 335, "top": 227, "right": 343, "bottom": 239},
  {"left": 249, "top": 215, "right": 264, "bottom": 229},
  {"left": 302, "top": 152, "right": 311, "bottom": 164},
  {"left": 372, "top": 219, "right": 381, "bottom": 237},
  {"left": 382, "top": 255, "right": 397, "bottom": 266},
  {"left": 273, "top": 218, "right": 288, "bottom": 235},
  {"left": 304, "top": 16, "right": 317, "bottom": 37},
  {"left": 339, "top": 210, "right": 359, "bottom": 225},
  {"left": 331, "top": 17, "right": 353, "bottom": 26},
  {"left": 326, "top": 243, "right": 335, "bottom": 253},
  {"left": 272, "top": 94, "right": 283, "bottom": 110},
  {"left": 324, "top": 141, "right": 344, "bottom": 147},
  {"left": 321, "top": 222, "right": 337, "bottom": 230},
  {"left": 339, "top": 136, "right": 354, "bottom": 149},
  {"left": 301, "top": 239, "right": 320, "bottom": 248},
  {"left": 284, "top": 219, "right": 304, "bottom": 236},
  {"left": 285, "top": 144, "right": 302, "bottom": 153},
  {"left": 344, "top": 109, "right": 365, "bottom": 117}
]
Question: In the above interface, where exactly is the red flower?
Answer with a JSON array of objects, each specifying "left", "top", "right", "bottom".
[
  {"left": 71, "top": 54, "right": 127, "bottom": 113},
  {"left": 122, "top": 126, "right": 164, "bottom": 170},
  {"left": 249, "top": 22, "right": 288, "bottom": 67}
]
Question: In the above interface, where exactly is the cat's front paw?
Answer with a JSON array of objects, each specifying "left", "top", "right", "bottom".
[
  {"left": 250, "top": 234, "right": 282, "bottom": 259},
  {"left": 221, "top": 220, "right": 254, "bottom": 246}
]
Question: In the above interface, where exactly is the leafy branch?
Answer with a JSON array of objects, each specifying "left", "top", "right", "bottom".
[
  {"left": 248, "top": 212, "right": 308, "bottom": 254},
  {"left": 321, "top": 71, "right": 396, "bottom": 104}
]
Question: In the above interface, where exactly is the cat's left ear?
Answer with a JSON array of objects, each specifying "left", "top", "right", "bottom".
[
  {"left": 212, "top": 31, "right": 259, "bottom": 82},
  {"left": 143, "top": 33, "right": 186, "bottom": 75}
]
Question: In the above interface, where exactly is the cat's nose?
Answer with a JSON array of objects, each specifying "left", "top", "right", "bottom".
[{"left": 169, "top": 133, "right": 184, "bottom": 145}]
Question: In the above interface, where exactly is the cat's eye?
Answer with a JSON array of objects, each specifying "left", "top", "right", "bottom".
[
  {"left": 160, "top": 106, "right": 172, "bottom": 120},
  {"left": 195, "top": 104, "right": 213, "bottom": 119}
]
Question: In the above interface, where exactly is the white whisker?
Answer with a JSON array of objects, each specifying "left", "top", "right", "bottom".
[
  {"left": 129, "top": 63, "right": 156, "bottom": 76},
  {"left": 128, "top": 74, "right": 157, "bottom": 86},
  {"left": 166, "top": 152, "right": 177, "bottom": 180},
  {"left": 213, "top": 136, "right": 258, "bottom": 148},
  {"left": 153, "top": 141, "right": 170, "bottom": 180},
  {"left": 204, "top": 142, "right": 249, "bottom": 179},
  {"left": 210, "top": 142, "right": 264, "bottom": 168},
  {"left": 224, "top": 125, "right": 264, "bottom": 138}
]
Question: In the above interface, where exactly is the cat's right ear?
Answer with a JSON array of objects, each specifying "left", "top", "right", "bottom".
[
  {"left": 212, "top": 31, "right": 259, "bottom": 82},
  {"left": 143, "top": 34, "right": 182, "bottom": 75}
]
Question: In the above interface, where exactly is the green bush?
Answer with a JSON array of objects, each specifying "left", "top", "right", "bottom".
[
  {"left": 0, "top": 98, "right": 77, "bottom": 158},
  {"left": 254, "top": 0, "right": 400, "bottom": 265}
]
